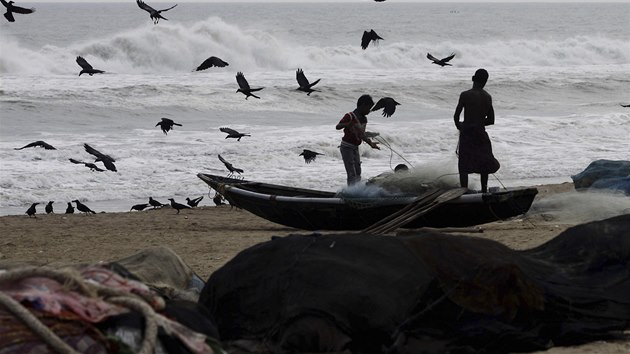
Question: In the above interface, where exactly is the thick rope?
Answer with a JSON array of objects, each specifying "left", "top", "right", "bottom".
[
  {"left": 0, "top": 291, "right": 82, "bottom": 354},
  {"left": 0, "top": 267, "right": 164, "bottom": 354}
]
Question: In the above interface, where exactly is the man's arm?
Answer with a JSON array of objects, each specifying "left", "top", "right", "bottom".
[
  {"left": 336, "top": 114, "right": 352, "bottom": 130},
  {"left": 484, "top": 95, "right": 495, "bottom": 126},
  {"left": 453, "top": 93, "right": 464, "bottom": 130},
  {"left": 362, "top": 136, "right": 380, "bottom": 149}
]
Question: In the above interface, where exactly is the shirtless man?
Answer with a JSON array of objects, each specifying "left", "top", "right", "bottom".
[{"left": 453, "top": 69, "right": 500, "bottom": 193}]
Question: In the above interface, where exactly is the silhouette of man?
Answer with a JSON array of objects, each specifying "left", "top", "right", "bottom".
[
  {"left": 453, "top": 68, "right": 500, "bottom": 193},
  {"left": 336, "top": 94, "right": 380, "bottom": 185}
]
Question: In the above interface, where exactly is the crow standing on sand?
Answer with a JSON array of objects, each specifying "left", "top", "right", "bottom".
[
  {"left": 76, "top": 56, "right": 105, "bottom": 76},
  {"left": 14, "top": 141, "right": 56, "bottom": 150},
  {"left": 45, "top": 201, "right": 54, "bottom": 214},
  {"left": 427, "top": 52, "right": 456, "bottom": 67},
  {"left": 220, "top": 127, "right": 250, "bottom": 141},
  {"left": 296, "top": 68, "right": 321, "bottom": 96},
  {"left": 236, "top": 72, "right": 263, "bottom": 100},
  {"left": 186, "top": 196, "right": 204, "bottom": 207},
  {"left": 168, "top": 198, "right": 190, "bottom": 214},
  {"left": 1, "top": 0, "right": 35, "bottom": 23},
  {"left": 372, "top": 97, "right": 401, "bottom": 118},
  {"left": 148, "top": 197, "right": 165, "bottom": 209},
  {"left": 130, "top": 203, "right": 150, "bottom": 211},
  {"left": 65, "top": 202, "right": 74, "bottom": 214},
  {"left": 69, "top": 158, "right": 105, "bottom": 172},
  {"left": 136, "top": 0, "right": 177, "bottom": 24},
  {"left": 73, "top": 200, "right": 96, "bottom": 215},
  {"left": 361, "top": 29, "right": 383, "bottom": 50},
  {"left": 195, "top": 56, "right": 229, "bottom": 71},
  {"left": 213, "top": 194, "right": 226, "bottom": 206},
  {"left": 218, "top": 154, "right": 244, "bottom": 176},
  {"left": 299, "top": 149, "right": 323, "bottom": 164},
  {"left": 84, "top": 143, "right": 117, "bottom": 172},
  {"left": 156, "top": 118, "right": 182, "bottom": 135},
  {"left": 25, "top": 202, "right": 38, "bottom": 218}
]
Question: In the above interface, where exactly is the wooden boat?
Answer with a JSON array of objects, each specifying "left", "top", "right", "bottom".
[{"left": 198, "top": 173, "right": 538, "bottom": 231}]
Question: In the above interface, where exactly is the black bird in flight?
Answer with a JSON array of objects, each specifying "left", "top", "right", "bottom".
[
  {"left": 220, "top": 127, "right": 250, "bottom": 141},
  {"left": 69, "top": 158, "right": 105, "bottom": 172},
  {"left": 14, "top": 140, "right": 56, "bottom": 150},
  {"left": 25, "top": 202, "right": 38, "bottom": 218},
  {"left": 168, "top": 198, "right": 190, "bottom": 214},
  {"left": 65, "top": 202, "right": 74, "bottom": 214},
  {"left": 156, "top": 118, "right": 182, "bottom": 135},
  {"left": 84, "top": 143, "right": 117, "bottom": 172},
  {"left": 45, "top": 201, "right": 54, "bottom": 214},
  {"left": 299, "top": 149, "right": 323, "bottom": 164},
  {"left": 372, "top": 97, "right": 401, "bottom": 118},
  {"left": 361, "top": 29, "right": 383, "bottom": 50},
  {"left": 195, "top": 56, "right": 229, "bottom": 71},
  {"left": 621, "top": 104, "right": 630, "bottom": 108},
  {"left": 73, "top": 200, "right": 96, "bottom": 215},
  {"left": 427, "top": 52, "right": 455, "bottom": 67},
  {"left": 1, "top": 0, "right": 34, "bottom": 23},
  {"left": 148, "top": 197, "right": 165, "bottom": 209},
  {"left": 236, "top": 72, "right": 263, "bottom": 99},
  {"left": 218, "top": 154, "right": 244, "bottom": 176},
  {"left": 186, "top": 196, "right": 204, "bottom": 207},
  {"left": 296, "top": 68, "right": 321, "bottom": 96},
  {"left": 136, "top": 0, "right": 177, "bottom": 24},
  {"left": 76, "top": 56, "right": 105, "bottom": 76},
  {"left": 130, "top": 203, "right": 150, "bottom": 211}
]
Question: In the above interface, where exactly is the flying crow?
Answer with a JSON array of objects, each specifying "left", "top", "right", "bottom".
[
  {"left": 427, "top": 52, "right": 455, "bottom": 67},
  {"left": 76, "top": 56, "right": 105, "bottom": 76},
  {"left": 25, "top": 202, "right": 38, "bottom": 218},
  {"left": 84, "top": 143, "right": 117, "bottom": 172},
  {"left": 361, "top": 29, "right": 383, "bottom": 50},
  {"left": 45, "top": 201, "right": 54, "bottom": 214},
  {"left": 299, "top": 149, "right": 323, "bottom": 164},
  {"left": 372, "top": 97, "right": 401, "bottom": 118},
  {"left": 186, "top": 196, "right": 204, "bottom": 207},
  {"left": 621, "top": 104, "right": 630, "bottom": 108},
  {"left": 69, "top": 158, "right": 105, "bottom": 172},
  {"left": 156, "top": 118, "right": 182, "bottom": 135},
  {"left": 14, "top": 140, "right": 56, "bottom": 150},
  {"left": 195, "top": 56, "right": 229, "bottom": 71},
  {"left": 236, "top": 72, "right": 263, "bottom": 99},
  {"left": 130, "top": 203, "right": 150, "bottom": 211},
  {"left": 1, "top": 0, "right": 34, "bottom": 23},
  {"left": 136, "top": 0, "right": 177, "bottom": 24},
  {"left": 168, "top": 198, "right": 190, "bottom": 214},
  {"left": 148, "top": 197, "right": 165, "bottom": 209},
  {"left": 218, "top": 154, "right": 244, "bottom": 176},
  {"left": 73, "top": 200, "right": 96, "bottom": 215},
  {"left": 65, "top": 202, "right": 74, "bottom": 214},
  {"left": 220, "top": 127, "right": 250, "bottom": 141},
  {"left": 296, "top": 68, "right": 321, "bottom": 95}
]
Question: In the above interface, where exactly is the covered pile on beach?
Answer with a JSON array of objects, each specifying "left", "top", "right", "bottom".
[
  {"left": 1, "top": 213, "right": 629, "bottom": 353},
  {"left": 201, "top": 215, "right": 630, "bottom": 353}
]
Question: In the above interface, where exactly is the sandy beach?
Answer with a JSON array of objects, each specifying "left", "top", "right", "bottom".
[{"left": 1, "top": 182, "right": 628, "bottom": 353}]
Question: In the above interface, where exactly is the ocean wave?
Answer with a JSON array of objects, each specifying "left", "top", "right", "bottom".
[{"left": 1, "top": 17, "right": 629, "bottom": 75}]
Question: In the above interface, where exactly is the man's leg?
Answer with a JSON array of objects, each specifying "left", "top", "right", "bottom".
[
  {"left": 459, "top": 172, "right": 468, "bottom": 189},
  {"left": 352, "top": 147, "right": 361, "bottom": 184},
  {"left": 341, "top": 145, "right": 359, "bottom": 185},
  {"left": 480, "top": 173, "right": 488, "bottom": 193}
]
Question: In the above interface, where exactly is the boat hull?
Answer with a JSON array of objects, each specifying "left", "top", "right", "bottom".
[{"left": 198, "top": 173, "right": 538, "bottom": 231}]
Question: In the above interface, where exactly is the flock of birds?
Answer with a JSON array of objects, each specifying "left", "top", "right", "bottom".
[{"left": 8, "top": 0, "right": 628, "bottom": 217}]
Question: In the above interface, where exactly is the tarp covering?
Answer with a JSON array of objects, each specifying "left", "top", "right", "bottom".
[
  {"left": 199, "top": 215, "right": 630, "bottom": 353},
  {"left": 571, "top": 159, "right": 630, "bottom": 195}
]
